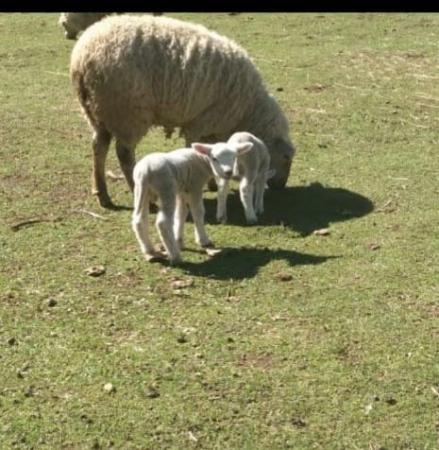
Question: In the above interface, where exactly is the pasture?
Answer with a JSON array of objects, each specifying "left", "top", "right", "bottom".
[{"left": 1, "top": 12, "right": 438, "bottom": 449}]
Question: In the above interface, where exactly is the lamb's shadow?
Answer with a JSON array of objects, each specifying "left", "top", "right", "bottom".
[
  {"left": 181, "top": 246, "right": 337, "bottom": 280},
  {"left": 204, "top": 182, "right": 374, "bottom": 236}
]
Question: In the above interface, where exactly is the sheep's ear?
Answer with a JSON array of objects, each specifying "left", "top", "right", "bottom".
[
  {"left": 235, "top": 142, "right": 253, "bottom": 155},
  {"left": 192, "top": 143, "right": 212, "bottom": 156}
]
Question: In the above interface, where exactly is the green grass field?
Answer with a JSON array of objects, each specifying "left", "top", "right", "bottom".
[{"left": 1, "top": 12, "right": 438, "bottom": 449}]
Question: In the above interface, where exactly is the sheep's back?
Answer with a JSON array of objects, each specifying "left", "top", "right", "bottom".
[{"left": 70, "top": 15, "right": 264, "bottom": 144}]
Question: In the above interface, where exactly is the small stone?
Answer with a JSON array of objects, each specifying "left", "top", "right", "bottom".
[
  {"left": 313, "top": 228, "right": 330, "bottom": 236},
  {"left": 47, "top": 298, "right": 57, "bottom": 307},
  {"left": 24, "top": 386, "right": 35, "bottom": 398},
  {"left": 276, "top": 273, "right": 293, "bottom": 282},
  {"left": 85, "top": 265, "right": 106, "bottom": 277},
  {"left": 103, "top": 383, "right": 116, "bottom": 394},
  {"left": 146, "top": 386, "right": 160, "bottom": 398},
  {"left": 177, "top": 334, "right": 188, "bottom": 344}
]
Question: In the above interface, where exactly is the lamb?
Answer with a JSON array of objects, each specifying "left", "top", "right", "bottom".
[
  {"left": 59, "top": 12, "right": 163, "bottom": 39},
  {"left": 132, "top": 140, "right": 253, "bottom": 264},
  {"left": 215, "top": 132, "right": 275, "bottom": 225},
  {"left": 70, "top": 14, "right": 296, "bottom": 209}
]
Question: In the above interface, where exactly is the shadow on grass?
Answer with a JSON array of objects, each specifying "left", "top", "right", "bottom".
[
  {"left": 204, "top": 182, "right": 374, "bottom": 237},
  {"left": 180, "top": 246, "right": 338, "bottom": 280}
]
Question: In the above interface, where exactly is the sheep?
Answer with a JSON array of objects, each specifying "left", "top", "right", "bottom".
[
  {"left": 70, "top": 14, "right": 296, "bottom": 209},
  {"left": 59, "top": 12, "right": 164, "bottom": 40},
  {"left": 132, "top": 140, "right": 253, "bottom": 264},
  {"left": 215, "top": 132, "right": 275, "bottom": 225},
  {"left": 58, "top": 13, "right": 107, "bottom": 40}
]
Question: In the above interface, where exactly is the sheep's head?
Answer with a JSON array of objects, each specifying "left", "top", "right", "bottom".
[
  {"left": 266, "top": 137, "right": 295, "bottom": 189},
  {"left": 58, "top": 13, "right": 107, "bottom": 40},
  {"left": 192, "top": 142, "right": 253, "bottom": 179}
]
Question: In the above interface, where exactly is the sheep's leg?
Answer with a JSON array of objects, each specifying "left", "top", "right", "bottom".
[
  {"left": 115, "top": 140, "right": 136, "bottom": 192},
  {"left": 239, "top": 178, "right": 257, "bottom": 224},
  {"left": 155, "top": 195, "right": 180, "bottom": 264},
  {"left": 254, "top": 175, "right": 266, "bottom": 215},
  {"left": 174, "top": 195, "right": 188, "bottom": 250},
  {"left": 132, "top": 183, "right": 155, "bottom": 258},
  {"left": 188, "top": 191, "right": 213, "bottom": 248},
  {"left": 92, "top": 128, "right": 113, "bottom": 208},
  {"left": 216, "top": 177, "right": 230, "bottom": 224}
]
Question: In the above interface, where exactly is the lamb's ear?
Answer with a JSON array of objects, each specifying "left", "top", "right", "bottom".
[
  {"left": 266, "top": 169, "right": 276, "bottom": 180},
  {"left": 235, "top": 142, "right": 253, "bottom": 155},
  {"left": 192, "top": 143, "right": 212, "bottom": 156}
]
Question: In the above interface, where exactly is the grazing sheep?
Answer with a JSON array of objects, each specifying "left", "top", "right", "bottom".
[
  {"left": 59, "top": 13, "right": 107, "bottom": 40},
  {"left": 132, "top": 140, "right": 253, "bottom": 264},
  {"left": 216, "top": 132, "right": 275, "bottom": 225},
  {"left": 59, "top": 12, "right": 164, "bottom": 39},
  {"left": 70, "top": 14, "right": 295, "bottom": 209}
]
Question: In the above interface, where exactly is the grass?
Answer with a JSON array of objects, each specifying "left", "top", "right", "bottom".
[{"left": 1, "top": 12, "right": 438, "bottom": 450}]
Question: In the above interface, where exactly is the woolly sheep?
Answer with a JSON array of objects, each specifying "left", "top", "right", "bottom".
[
  {"left": 70, "top": 14, "right": 296, "bottom": 209},
  {"left": 59, "top": 12, "right": 164, "bottom": 39},
  {"left": 59, "top": 13, "right": 107, "bottom": 40},
  {"left": 132, "top": 141, "right": 253, "bottom": 264},
  {"left": 216, "top": 132, "right": 274, "bottom": 225}
]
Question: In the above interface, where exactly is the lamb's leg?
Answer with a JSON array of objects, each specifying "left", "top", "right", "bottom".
[
  {"left": 115, "top": 140, "right": 136, "bottom": 192},
  {"left": 132, "top": 183, "right": 155, "bottom": 259},
  {"left": 216, "top": 177, "right": 230, "bottom": 224},
  {"left": 188, "top": 191, "right": 213, "bottom": 248},
  {"left": 155, "top": 195, "right": 180, "bottom": 264},
  {"left": 254, "top": 175, "right": 266, "bottom": 215},
  {"left": 174, "top": 195, "right": 188, "bottom": 250},
  {"left": 239, "top": 177, "right": 257, "bottom": 224},
  {"left": 92, "top": 128, "right": 113, "bottom": 208}
]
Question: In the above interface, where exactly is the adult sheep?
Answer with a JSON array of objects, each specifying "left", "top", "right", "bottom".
[
  {"left": 59, "top": 13, "right": 107, "bottom": 40},
  {"left": 70, "top": 14, "right": 296, "bottom": 208},
  {"left": 59, "top": 12, "right": 164, "bottom": 40}
]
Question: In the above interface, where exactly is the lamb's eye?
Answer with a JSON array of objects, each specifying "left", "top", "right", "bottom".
[{"left": 212, "top": 157, "right": 218, "bottom": 162}]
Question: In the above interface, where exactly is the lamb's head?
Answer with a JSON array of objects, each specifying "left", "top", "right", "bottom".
[
  {"left": 266, "top": 137, "right": 295, "bottom": 189},
  {"left": 192, "top": 142, "right": 253, "bottom": 179}
]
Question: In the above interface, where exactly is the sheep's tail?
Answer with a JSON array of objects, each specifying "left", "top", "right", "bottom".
[{"left": 71, "top": 69, "right": 97, "bottom": 129}]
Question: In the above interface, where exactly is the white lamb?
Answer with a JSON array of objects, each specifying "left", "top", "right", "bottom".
[
  {"left": 216, "top": 132, "right": 275, "bottom": 225},
  {"left": 132, "top": 141, "right": 252, "bottom": 264}
]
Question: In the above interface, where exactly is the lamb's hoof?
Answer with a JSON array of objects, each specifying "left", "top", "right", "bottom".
[
  {"left": 144, "top": 252, "right": 166, "bottom": 262},
  {"left": 169, "top": 257, "right": 183, "bottom": 266},
  {"left": 205, "top": 247, "right": 223, "bottom": 257},
  {"left": 201, "top": 241, "right": 214, "bottom": 249},
  {"left": 246, "top": 217, "right": 258, "bottom": 225},
  {"left": 217, "top": 216, "right": 227, "bottom": 224}
]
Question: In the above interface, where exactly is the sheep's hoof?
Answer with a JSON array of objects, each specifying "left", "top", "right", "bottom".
[
  {"left": 94, "top": 191, "right": 115, "bottom": 209},
  {"left": 201, "top": 241, "right": 214, "bottom": 249}
]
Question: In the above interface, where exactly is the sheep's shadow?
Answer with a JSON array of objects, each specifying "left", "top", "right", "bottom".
[
  {"left": 180, "top": 246, "right": 337, "bottom": 280},
  {"left": 204, "top": 182, "right": 374, "bottom": 236}
]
